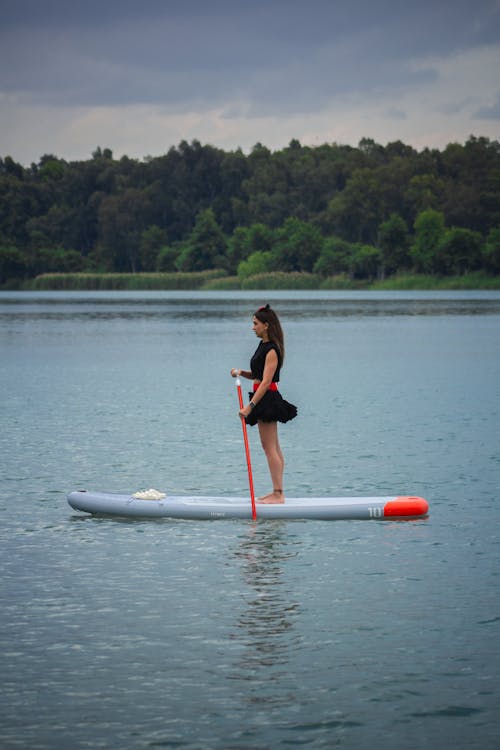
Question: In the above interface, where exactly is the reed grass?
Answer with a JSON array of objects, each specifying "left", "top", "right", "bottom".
[
  {"left": 241, "top": 272, "right": 320, "bottom": 290},
  {"left": 25, "top": 270, "right": 500, "bottom": 291},
  {"left": 370, "top": 272, "right": 500, "bottom": 290},
  {"left": 201, "top": 275, "right": 241, "bottom": 290},
  {"left": 29, "top": 270, "right": 227, "bottom": 291},
  {"left": 319, "top": 274, "right": 369, "bottom": 290}
]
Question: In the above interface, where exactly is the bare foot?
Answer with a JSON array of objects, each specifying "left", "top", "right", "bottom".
[{"left": 257, "top": 490, "right": 285, "bottom": 504}]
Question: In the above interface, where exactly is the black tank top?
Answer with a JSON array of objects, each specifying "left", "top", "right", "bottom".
[{"left": 250, "top": 341, "right": 281, "bottom": 381}]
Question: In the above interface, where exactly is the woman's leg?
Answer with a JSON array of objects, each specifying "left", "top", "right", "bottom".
[{"left": 257, "top": 421, "right": 285, "bottom": 503}]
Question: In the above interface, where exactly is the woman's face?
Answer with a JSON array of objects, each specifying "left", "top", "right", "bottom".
[{"left": 252, "top": 316, "right": 269, "bottom": 339}]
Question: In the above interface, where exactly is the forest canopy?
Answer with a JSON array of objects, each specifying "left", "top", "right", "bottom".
[{"left": 1, "top": 136, "right": 499, "bottom": 287}]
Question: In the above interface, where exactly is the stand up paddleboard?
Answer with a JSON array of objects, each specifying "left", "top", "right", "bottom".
[{"left": 67, "top": 490, "right": 429, "bottom": 520}]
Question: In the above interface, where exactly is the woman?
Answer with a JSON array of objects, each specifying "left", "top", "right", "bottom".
[{"left": 231, "top": 304, "right": 297, "bottom": 504}]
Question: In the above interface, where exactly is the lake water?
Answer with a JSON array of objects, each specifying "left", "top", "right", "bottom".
[{"left": 1, "top": 290, "right": 499, "bottom": 749}]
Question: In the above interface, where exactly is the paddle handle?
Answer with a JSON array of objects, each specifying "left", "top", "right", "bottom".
[{"left": 235, "top": 375, "right": 257, "bottom": 520}]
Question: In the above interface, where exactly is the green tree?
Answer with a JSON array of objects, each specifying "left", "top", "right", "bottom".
[
  {"left": 1, "top": 156, "right": 24, "bottom": 179},
  {"left": 237, "top": 251, "right": 273, "bottom": 280},
  {"left": 0, "top": 164, "right": 49, "bottom": 248},
  {"left": 226, "top": 223, "right": 274, "bottom": 274},
  {"left": 435, "top": 227, "right": 484, "bottom": 275},
  {"left": 410, "top": 209, "right": 446, "bottom": 273},
  {"left": 98, "top": 188, "right": 152, "bottom": 271},
  {"left": 483, "top": 228, "right": 500, "bottom": 274},
  {"left": 0, "top": 245, "right": 27, "bottom": 285},
  {"left": 352, "top": 244, "right": 380, "bottom": 279},
  {"left": 243, "top": 143, "right": 290, "bottom": 227},
  {"left": 406, "top": 173, "right": 445, "bottom": 214},
  {"left": 139, "top": 225, "right": 167, "bottom": 271},
  {"left": 438, "top": 137, "right": 500, "bottom": 234},
  {"left": 378, "top": 213, "right": 410, "bottom": 277},
  {"left": 24, "top": 246, "right": 87, "bottom": 276},
  {"left": 226, "top": 227, "right": 250, "bottom": 274},
  {"left": 176, "top": 208, "right": 227, "bottom": 271},
  {"left": 272, "top": 217, "right": 323, "bottom": 272},
  {"left": 357, "top": 138, "right": 386, "bottom": 165},
  {"left": 313, "top": 236, "right": 354, "bottom": 277},
  {"left": 156, "top": 245, "right": 181, "bottom": 272},
  {"left": 38, "top": 155, "right": 67, "bottom": 182},
  {"left": 218, "top": 149, "right": 250, "bottom": 231},
  {"left": 325, "top": 168, "right": 386, "bottom": 244},
  {"left": 2, "top": 136, "right": 500, "bottom": 282},
  {"left": 245, "top": 222, "right": 275, "bottom": 255}
]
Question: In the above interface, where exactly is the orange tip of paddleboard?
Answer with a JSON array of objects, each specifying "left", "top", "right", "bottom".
[{"left": 384, "top": 496, "right": 429, "bottom": 517}]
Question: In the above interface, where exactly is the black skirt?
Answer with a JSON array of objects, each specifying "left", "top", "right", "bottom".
[{"left": 245, "top": 389, "right": 298, "bottom": 426}]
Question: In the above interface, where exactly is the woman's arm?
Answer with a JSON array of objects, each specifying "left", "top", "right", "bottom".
[{"left": 230, "top": 368, "right": 252, "bottom": 379}]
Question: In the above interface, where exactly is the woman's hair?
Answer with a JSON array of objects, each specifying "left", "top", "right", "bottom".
[{"left": 254, "top": 304, "right": 285, "bottom": 363}]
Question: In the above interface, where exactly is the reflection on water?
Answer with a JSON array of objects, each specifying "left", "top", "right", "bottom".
[
  {"left": 1, "top": 290, "right": 500, "bottom": 325},
  {"left": 230, "top": 524, "right": 300, "bottom": 700},
  {"left": 1, "top": 290, "right": 499, "bottom": 749}
]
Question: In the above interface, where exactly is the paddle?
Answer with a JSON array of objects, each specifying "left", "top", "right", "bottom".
[{"left": 234, "top": 373, "right": 257, "bottom": 520}]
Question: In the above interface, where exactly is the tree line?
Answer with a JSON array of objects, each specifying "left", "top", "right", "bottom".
[{"left": 1, "top": 136, "right": 499, "bottom": 287}]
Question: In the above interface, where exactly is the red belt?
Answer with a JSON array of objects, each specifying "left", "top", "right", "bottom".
[{"left": 253, "top": 382, "right": 278, "bottom": 392}]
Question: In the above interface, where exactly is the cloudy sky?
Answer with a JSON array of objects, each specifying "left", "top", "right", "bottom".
[{"left": 1, "top": 0, "right": 499, "bottom": 164}]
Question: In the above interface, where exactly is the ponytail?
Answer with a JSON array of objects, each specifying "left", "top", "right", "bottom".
[{"left": 254, "top": 304, "right": 285, "bottom": 364}]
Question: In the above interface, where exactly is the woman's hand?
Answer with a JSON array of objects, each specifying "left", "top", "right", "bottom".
[
  {"left": 230, "top": 368, "right": 240, "bottom": 378},
  {"left": 238, "top": 404, "right": 252, "bottom": 419}
]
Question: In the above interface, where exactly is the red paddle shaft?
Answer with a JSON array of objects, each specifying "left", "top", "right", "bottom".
[{"left": 235, "top": 374, "right": 257, "bottom": 520}]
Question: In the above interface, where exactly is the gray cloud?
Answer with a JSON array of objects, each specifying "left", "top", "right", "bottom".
[
  {"left": 1, "top": 0, "right": 499, "bottom": 115},
  {"left": 385, "top": 107, "right": 408, "bottom": 121},
  {"left": 474, "top": 92, "right": 500, "bottom": 119},
  {"left": 1, "top": 0, "right": 499, "bottom": 163}
]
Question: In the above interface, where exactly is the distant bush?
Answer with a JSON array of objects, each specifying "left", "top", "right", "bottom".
[
  {"left": 440, "top": 272, "right": 500, "bottom": 289},
  {"left": 241, "top": 272, "right": 320, "bottom": 289},
  {"left": 371, "top": 272, "right": 500, "bottom": 290},
  {"left": 370, "top": 274, "right": 442, "bottom": 290},
  {"left": 320, "top": 274, "right": 368, "bottom": 289},
  {"left": 237, "top": 251, "right": 273, "bottom": 280},
  {"left": 29, "top": 270, "right": 227, "bottom": 290}
]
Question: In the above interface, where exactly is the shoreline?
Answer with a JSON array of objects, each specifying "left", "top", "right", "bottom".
[{"left": 4, "top": 270, "right": 499, "bottom": 292}]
